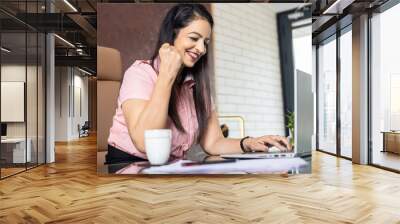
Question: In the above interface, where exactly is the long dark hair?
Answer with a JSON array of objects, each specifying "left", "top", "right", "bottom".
[{"left": 150, "top": 4, "right": 213, "bottom": 143}]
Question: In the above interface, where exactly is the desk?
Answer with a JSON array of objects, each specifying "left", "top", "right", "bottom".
[
  {"left": 1, "top": 138, "right": 31, "bottom": 163},
  {"left": 98, "top": 154, "right": 310, "bottom": 175},
  {"left": 381, "top": 131, "right": 400, "bottom": 154}
]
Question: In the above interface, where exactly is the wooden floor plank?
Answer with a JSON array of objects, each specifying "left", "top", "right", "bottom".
[{"left": 0, "top": 134, "right": 400, "bottom": 223}]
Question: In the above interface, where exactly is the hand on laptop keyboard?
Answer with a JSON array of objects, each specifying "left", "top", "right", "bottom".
[
  {"left": 267, "top": 146, "right": 281, "bottom": 153},
  {"left": 267, "top": 146, "right": 290, "bottom": 153},
  {"left": 242, "top": 135, "right": 292, "bottom": 152}
]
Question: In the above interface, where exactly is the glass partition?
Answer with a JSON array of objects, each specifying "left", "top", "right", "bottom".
[
  {"left": 27, "top": 30, "right": 38, "bottom": 169},
  {"left": 371, "top": 3, "right": 400, "bottom": 171},
  {"left": 317, "top": 36, "right": 337, "bottom": 155},
  {"left": 1, "top": 29, "right": 28, "bottom": 178},
  {"left": 38, "top": 32, "right": 45, "bottom": 165},
  {"left": 339, "top": 28, "right": 352, "bottom": 158},
  {"left": 26, "top": 0, "right": 42, "bottom": 169},
  {"left": 0, "top": 1, "right": 46, "bottom": 179}
]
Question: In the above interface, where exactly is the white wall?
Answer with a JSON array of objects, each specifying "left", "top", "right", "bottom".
[
  {"left": 54, "top": 67, "right": 89, "bottom": 141},
  {"left": 212, "top": 3, "right": 285, "bottom": 138},
  {"left": 71, "top": 73, "right": 89, "bottom": 138},
  {"left": 74, "top": 74, "right": 89, "bottom": 123},
  {"left": 1, "top": 65, "right": 26, "bottom": 133},
  {"left": 55, "top": 67, "right": 69, "bottom": 141},
  {"left": 1, "top": 65, "right": 36, "bottom": 138}
]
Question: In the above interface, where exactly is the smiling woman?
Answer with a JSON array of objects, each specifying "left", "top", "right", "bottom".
[{"left": 105, "top": 3, "right": 292, "bottom": 165}]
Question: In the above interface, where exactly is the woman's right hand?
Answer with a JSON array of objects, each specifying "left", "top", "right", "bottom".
[
  {"left": 243, "top": 135, "right": 292, "bottom": 152},
  {"left": 158, "top": 43, "right": 183, "bottom": 81}
]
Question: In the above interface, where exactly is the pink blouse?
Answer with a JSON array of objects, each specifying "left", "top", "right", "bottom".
[{"left": 108, "top": 59, "right": 200, "bottom": 159}]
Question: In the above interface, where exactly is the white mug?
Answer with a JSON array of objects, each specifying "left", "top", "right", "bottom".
[{"left": 144, "top": 129, "right": 172, "bottom": 165}]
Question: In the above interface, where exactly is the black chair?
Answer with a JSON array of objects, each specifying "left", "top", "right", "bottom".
[{"left": 79, "top": 121, "right": 90, "bottom": 138}]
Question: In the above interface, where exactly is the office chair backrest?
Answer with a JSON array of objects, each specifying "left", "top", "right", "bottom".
[
  {"left": 97, "top": 46, "right": 123, "bottom": 152},
  {"left": 82, "top": 121, "right": 90, "bottom": 130}
]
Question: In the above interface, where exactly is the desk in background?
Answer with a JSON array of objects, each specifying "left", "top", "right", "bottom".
[
  {"left": 1, "top": 138, "right": 32, "bottom": 163},
  {"left": 381, "top": 131, "right": 400, "bottom": 154}
]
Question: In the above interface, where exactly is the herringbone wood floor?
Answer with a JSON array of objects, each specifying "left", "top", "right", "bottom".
[{"left": 1, "top": 134, "right": 400, "bottom": 224}]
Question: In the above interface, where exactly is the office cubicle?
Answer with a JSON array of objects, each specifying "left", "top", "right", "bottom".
[{"left": 0, "top": 1, "right": 46, "bottom": 179}]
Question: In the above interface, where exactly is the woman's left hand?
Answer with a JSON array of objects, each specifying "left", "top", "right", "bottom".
[{"left": 243, "top": 135, "right": 292, "bottom": 152}]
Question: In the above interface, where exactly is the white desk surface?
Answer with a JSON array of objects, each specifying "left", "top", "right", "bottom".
[
  {"left": 113, "top": 157, "right": 308, "bottom": 175},
  {"left": 1, "top": 138, "right": 27, "bottom": 143}
]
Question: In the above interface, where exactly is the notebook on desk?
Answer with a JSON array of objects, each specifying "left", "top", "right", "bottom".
[{"left": 139, "top": 158, "right": 308, "bottom": 174}]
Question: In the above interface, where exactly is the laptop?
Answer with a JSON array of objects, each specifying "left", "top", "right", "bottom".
[
  {"left": 221, "top": 146, "right": 298, "bottom": 159},
  {"left": 221, "top": 70, "right": 314, "bottom": 160}
]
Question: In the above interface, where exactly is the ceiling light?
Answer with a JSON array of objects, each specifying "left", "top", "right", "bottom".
[
  {"left": 288, "top": 11, "right": 305, "bottom": 20},
  {"left": 323, "top": 0, "right": 341, "bottom": 14},
  {"left": 1, "top": 47, "right": 11, "bottom": 53},
  {"left": 78, "top": 67, "right": 93, "bottom": 76},
  {"left": 76, "top": 48, "right": 85, "bottom": 55},
  {"left": 63, "top": 0, "right": 78, "bottom": 12},
  {"left": 54, "top": 34, "right": 75, "bottom": 48},
  {"left": 323, "top": 0, "right": 354, "bottom": 15},
  {"left": 292, "top": 18, "right": 312, "bottom": 27}
]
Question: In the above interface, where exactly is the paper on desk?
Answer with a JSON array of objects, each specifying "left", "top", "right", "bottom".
[{"left": 141, "top": 157, "right": 307, "bottom": 174}]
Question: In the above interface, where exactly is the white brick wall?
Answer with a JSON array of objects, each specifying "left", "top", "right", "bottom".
[{"left": 212, "top": 3, "right": 285, "bottom": 138}]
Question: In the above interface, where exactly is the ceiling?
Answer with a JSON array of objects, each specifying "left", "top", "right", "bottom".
[
  {"left": 268, "top": 3, "right": 310, "bottom": 12},
  {"left": 0, "top": 0, "right": 315, "bottom": 74},
  {"left": 312, "top": 0, "right": 391, "bottom": 44},
  {"left": 0, "top": 0, "right": 98, "bottom": 73}
]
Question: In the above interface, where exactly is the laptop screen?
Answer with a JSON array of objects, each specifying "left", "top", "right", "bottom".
[{"left": 294, "top": 70, "right": 314, "bottom": 156}]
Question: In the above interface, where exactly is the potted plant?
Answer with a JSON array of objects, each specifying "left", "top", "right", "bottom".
[{"left": 286, "top": 111, "right": 294, "bottom": 146}]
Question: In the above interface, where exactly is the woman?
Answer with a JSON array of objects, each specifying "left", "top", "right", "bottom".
[{"left": 106, "top": 4, "right": 291, "bottom": 164}]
